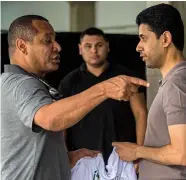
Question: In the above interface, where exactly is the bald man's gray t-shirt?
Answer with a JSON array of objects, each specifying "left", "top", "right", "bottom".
[
  {"left": 139, "top": 61, "right": 186, "bottom": 180},
  {"left": 1, "top": 65, "right": 70, "bottom": 180}
]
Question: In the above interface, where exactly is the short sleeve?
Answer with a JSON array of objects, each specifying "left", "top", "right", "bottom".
[
  {"left": 13, "top": 76, "right": 53, "bottom": 130},
  {"left": 163, "top": 75, "right": 186, "bottom": 125}
]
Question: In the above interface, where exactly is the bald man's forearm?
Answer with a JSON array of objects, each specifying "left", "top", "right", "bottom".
[{"left": 34, "top": 83, "right": 106, "bottom": 131}]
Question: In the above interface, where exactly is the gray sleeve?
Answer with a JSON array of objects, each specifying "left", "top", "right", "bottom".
[
  {"left": 13, "top": 76, "right": 53, "bottom": 130},
  {"left": 163, "top": 75, "right": 186, "bottom": 126}
]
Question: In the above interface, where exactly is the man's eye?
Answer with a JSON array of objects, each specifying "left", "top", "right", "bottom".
[
  {"left": 85, "top": 45, "right": 91, "bottom": 48},
  {"left": 140, "top": 38, "right": 146, "bottom": 43},
  {"left": 44, "top": 39, "right": 52, "bottom": 44},
  {"left": 97, "top": 44, "right": 103, "bottom": 47},
  {"left": 141, "top": 37, "right": 147, "bottom": 42}
]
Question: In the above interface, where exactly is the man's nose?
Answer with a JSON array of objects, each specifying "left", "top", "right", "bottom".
[
  {"left": 136, "top": 42, "right": 142, "bottom": 52},
  {"left": 91, "top": 46, "right": 97, "bottom": 53},
  {"left": 54, "top": 41, "right": 62, "bottom": 52}
]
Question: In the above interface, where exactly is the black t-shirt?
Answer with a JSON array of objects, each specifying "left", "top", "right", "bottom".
[{"left": 58, "top": 63, "right": 145, "bottom": 162}]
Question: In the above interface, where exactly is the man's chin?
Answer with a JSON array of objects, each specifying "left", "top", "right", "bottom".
[
  {"left": 48, "top": 64, "right": 59, "bottom": 72},
  {"left": 89, "top": 61, "right": 105, "bottom": 67},
  {"left": 146, "top": 64, "right": 155, "bottom": 69}
]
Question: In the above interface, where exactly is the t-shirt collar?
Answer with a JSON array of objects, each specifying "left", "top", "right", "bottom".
[{"left": 4, "top": 64, "right": 28, "bottom": 75}]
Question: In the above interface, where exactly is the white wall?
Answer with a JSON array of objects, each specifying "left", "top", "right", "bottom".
[
  {"left": 1, "top": 1, "right": 70, "bottom": 32},
  {"left": 1, "top": 1, "right": 146, "bottom": 34},
  {"left": 95, "top": 1, "right": 146, "bottom": 34}
]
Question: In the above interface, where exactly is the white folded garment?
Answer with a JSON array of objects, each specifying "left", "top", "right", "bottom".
[{"left": 71, "top": 148, "right": 137, "bottom": 180}]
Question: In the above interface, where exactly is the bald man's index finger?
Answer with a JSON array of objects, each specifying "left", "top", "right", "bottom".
[{"left": 123, "top": 76, "right": 150, "bottom": 87}]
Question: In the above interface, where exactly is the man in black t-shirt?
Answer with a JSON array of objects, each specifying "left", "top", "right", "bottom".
[{"left": 58, "top": 27, "right": 147, "bottom": 163}]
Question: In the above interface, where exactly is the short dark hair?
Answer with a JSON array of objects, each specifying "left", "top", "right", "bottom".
[
  {"left": 80, "top": 27, "right": 108, "bottom": 42},
  {"left": 136, "top": 3, "right": 184, "bottom": 51},
  {"left": 8, "top": 15, "right": 49, "bottom": 57}
]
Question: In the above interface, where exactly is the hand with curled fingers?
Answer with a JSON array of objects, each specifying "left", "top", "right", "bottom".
[
  {"left": 100, "top": 75, "right": 149, "bottom": 101},
  {"left": 112, "top": 142, "right": 140, "bottom": 162},
  {"left": 68, "top": 148, "right": 100, "bottom": 168}
]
